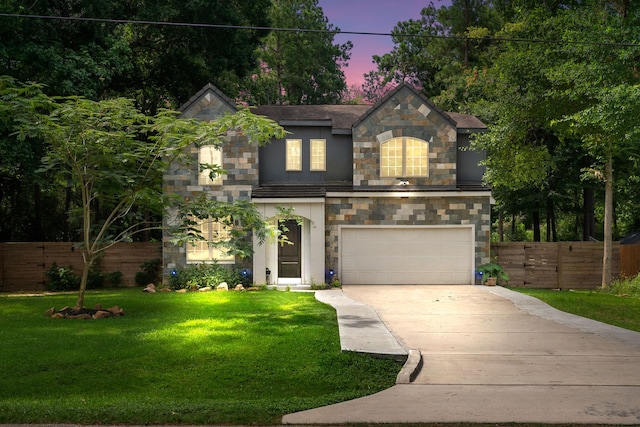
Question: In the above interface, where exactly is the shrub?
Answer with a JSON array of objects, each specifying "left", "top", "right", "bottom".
[
  {"left": 45, "top": 263, "right": 119, "bottom": 291},
  {"left": 169, "top": 264, "right": 252, "bottom": 290},
  {"left": 45, "top": 263, "right": 81, "bottom": 292},
  {"left": 601, "top": 273, "right": 640, "bottom": 297},
  {"left": 86, "top": 268, "right": 105, "bottom": 289},
  {"left": 106, "top": 271, "right": 124, "bottom": 287},
  {"left": 135, "top": 258, "right": 162, "bottom": 286}
]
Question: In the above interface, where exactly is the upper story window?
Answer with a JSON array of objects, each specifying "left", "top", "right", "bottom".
[
  {"left": 380, "top": 137, "right": 429, "bottom": 177},
  {"left": 186, "top": 217, "right": 234, "bottom": 263},
  {"left": 310, "top": 139, "right": 326, "bottom": 171},
  {"left": 198, "top": 145, "right": 223, "bottom": 185},
  {"left": 286, "top": 139, "right": 302, "bottom": 171}
]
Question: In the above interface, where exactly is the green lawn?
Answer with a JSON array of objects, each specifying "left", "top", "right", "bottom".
[
  {"left": 512, "top": 287, "right": 640, "bottom": 332},
  {"left": 0, "top": 288, "right": 401, "bottom": 425}
]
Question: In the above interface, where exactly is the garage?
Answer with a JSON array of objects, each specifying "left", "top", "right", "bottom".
[{"left": 339, "top": 226, "right": 474, "bottom": 285}]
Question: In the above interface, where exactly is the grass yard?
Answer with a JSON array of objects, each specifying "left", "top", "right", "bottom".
[
  {"left": 512, "top": 285, "right": 640, "bottom": 333},
  {"left": 0, "top": 288, "right": 401, "bottom": 425}
]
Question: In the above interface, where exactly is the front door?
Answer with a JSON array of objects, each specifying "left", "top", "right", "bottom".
[{"left": 278, "top": 220, "right": 301, "bottom": 278}]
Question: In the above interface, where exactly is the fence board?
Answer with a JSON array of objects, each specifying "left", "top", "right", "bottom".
[
  {"left": 492, "top": 243, "right": 525, "bottom": 286},
  {"left": 621, "top": 244, "right": 640, "bottom": 279},
  {"left": 524, "top": 243, "right": 558, "bottom": 288},
  {"left": 492, "top": 241, "right": 623, "bottom": 289},
  {"left": 1, "top": 242, "right": 162, "bottom": 292}
]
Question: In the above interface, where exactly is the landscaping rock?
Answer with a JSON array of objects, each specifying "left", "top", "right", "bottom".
[
  {"left": 176, "top": 288, "right": 188, "bottom": 293},
  {"left": 106, "top": 306, "right": 124, "bottom": 316},
  {"left": 93, "top": 310, "right": 112, "bottom": 319},
  {"left": 69, "top": 313, "right": 92, "bottom": 320},
  {"left": 199, "top": 286, "right": 212, "bottom": 292},
  {"left": 217, "top": 282, "right": 229, "bottom": 291},
  {"left": 143, "top": 283, "right": 156, "bottom": 293},
  {"left": 45, "top": 305, "right": 125, "bottom": 319},
  {"left": 234, "top": 284, "right": 245, "bottom": 291}
]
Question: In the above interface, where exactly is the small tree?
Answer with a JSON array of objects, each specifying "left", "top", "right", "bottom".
[{"left": 10, "top": 82, "right": 285, "bottom": 309}]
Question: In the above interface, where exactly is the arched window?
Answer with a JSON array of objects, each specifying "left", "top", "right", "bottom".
[{"left": 380, "top": 137, "right": 429, "bottom": 177}]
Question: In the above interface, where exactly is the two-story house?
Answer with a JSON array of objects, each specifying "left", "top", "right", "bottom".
[{"left": 163, "top": 83, "right": 492, "bottom": 287}]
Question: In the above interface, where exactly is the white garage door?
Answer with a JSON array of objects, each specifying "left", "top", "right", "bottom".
[{"left": 340, "top": 227, "right": 474, "bottom": 285}]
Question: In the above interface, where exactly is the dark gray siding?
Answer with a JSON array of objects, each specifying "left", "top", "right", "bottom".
[
  {"left": 456, "top": 134, "right": 486, "bottom": 185},
  {"left": 259, "top": 126, "right": 353, "bottom": 185}
]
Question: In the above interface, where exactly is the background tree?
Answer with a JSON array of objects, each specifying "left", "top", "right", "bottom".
[
  {"left": 239, "top": 0, "right": 352, "bottom": 105},
  {"left": 363, "top": 0, "right": 500, "bottom": 102},
  {"left": 0, "top": 0, "right": 271, "bottom": 108},
  {"left": 0, "top": 0, "right": 272, "bottom": 242},
  {"left": 7, "top": 80, "right": 285, "bottom": 309},
  {"left": 467, "top": 2, "right": 640, "bottom": 285}
]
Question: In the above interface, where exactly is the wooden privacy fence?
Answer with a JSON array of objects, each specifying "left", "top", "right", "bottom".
[
  {"left": 0, "top": 242, "right": 162, "bottom": 292},
  {"left": 490, "top": 242, "right": 640, "bottom": 289}
]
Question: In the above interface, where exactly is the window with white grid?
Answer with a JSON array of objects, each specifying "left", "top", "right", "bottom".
[
  {"left": 380, "top": 137, "right": 429, "bottom": 177},
  {"left": 198, "top": 145, "right": 223, "bottom": 185},
  {"left": 186, "top": 217, "right": 234, "bottom": 263},
  {"left": 286, "top": 139, "right": 302, "bottom": 171},
  {"left": 310, "top": 139, "right": 326, "bottom": 171}
]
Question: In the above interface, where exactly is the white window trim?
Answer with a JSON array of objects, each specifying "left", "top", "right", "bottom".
[
  {"left": 286, "top": 139, "right": 302, "bottom": 171},
  {"left": 310, "top": 139, "right": 326, "bottom": 171},
  {"left": 380, "top": 137, "right": 429, "bottom": 178},
  {"left": 198, "top": 145, "right": 223, "bottom": 185},
  {"left": 186, "top": 217, "right": 235, "bottom": 264}
]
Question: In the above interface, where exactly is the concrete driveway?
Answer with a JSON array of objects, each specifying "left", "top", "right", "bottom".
[{"left": 285, "top": 285, "right": 640, "bottom": 424}]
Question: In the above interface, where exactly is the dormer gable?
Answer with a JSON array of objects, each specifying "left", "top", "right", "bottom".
[
  {"left": 179, "top": 83, "right": 237, "bottom": 120},
  {"left": 352, "top": 84, "right": 483, "bottom": 188},
  {"left": 354, "top": 84, "right": 457, "bottom": 134}
]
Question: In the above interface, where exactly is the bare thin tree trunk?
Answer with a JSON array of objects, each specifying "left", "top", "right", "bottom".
[
  {"left": 583, "top": 187, "right": 595, "bottom": 241},
  {"left": 602, "top": 155, "right": 613, "bottom": 288},
  {"left": 532, "top": 210, "right": 541, "bottom": 242}
]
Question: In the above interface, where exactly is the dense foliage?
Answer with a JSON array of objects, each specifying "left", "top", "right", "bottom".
[
  {"left": 169, "top": 263, "right": 253, "bottom": 290},
  {"left": 239, "top": 0, "right": 351, "bottom": 105}
]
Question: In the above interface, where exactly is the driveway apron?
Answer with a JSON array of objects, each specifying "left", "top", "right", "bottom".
[{"left": 284, "top": 284, "right": 640, "bottom": 425}]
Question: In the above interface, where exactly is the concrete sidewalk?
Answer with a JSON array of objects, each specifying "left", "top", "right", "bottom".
[{"left": 284, "top": 285, "right": 640, "bottom": 425}]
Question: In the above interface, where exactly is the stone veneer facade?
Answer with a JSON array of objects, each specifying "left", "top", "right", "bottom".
[
  {"left": 324, "top": 196, "right": 492, "bottom": 273},
  {"left": 352, "top": 89, "right": 458, "bottom": 187},
  {"left": 163, "top": 86, "right": 258, "bottom": 273}
]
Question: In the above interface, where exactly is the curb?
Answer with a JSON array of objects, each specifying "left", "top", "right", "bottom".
[{"left": 395, "top": 348, "right": 423, "bottom": 384}]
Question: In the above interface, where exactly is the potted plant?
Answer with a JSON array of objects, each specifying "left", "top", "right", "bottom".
[{"left": 476, "top": 263, "right": 509, "bottom": 286}]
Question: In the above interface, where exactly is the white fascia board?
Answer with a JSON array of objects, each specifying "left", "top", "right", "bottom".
[
  {"left": 252, "top": 198, "right": 326, "bottom": 204},
  {"left": 325, "top": 191, "right": 492, "bottom": 199}
]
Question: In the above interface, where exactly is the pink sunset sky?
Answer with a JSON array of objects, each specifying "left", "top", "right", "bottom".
[{"left": 318, "top": 0, "right": 451, "bottom": 88}]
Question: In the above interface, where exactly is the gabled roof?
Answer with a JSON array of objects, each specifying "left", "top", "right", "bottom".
[
  {"left": 353, "top": 83, "right": 456, "bottom": 129},
  {"left": 448, "top": 112, "right": 487, "bottom": 131},
  {"left": 252, "top": 104, "right": 370, "bottom": 132},
  {"left": 253, "top": 84, "right": 486, "bottom": 133},
  {"left": 178, "top": 83, "right": 237, "bottom": 114},
  {"left": 244, "top": 84, "right": 487, "bottom": 133}
]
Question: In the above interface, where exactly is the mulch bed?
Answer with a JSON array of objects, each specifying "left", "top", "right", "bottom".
[{"left": 45, "top": 305, "right": 125, "bottom": 319}]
